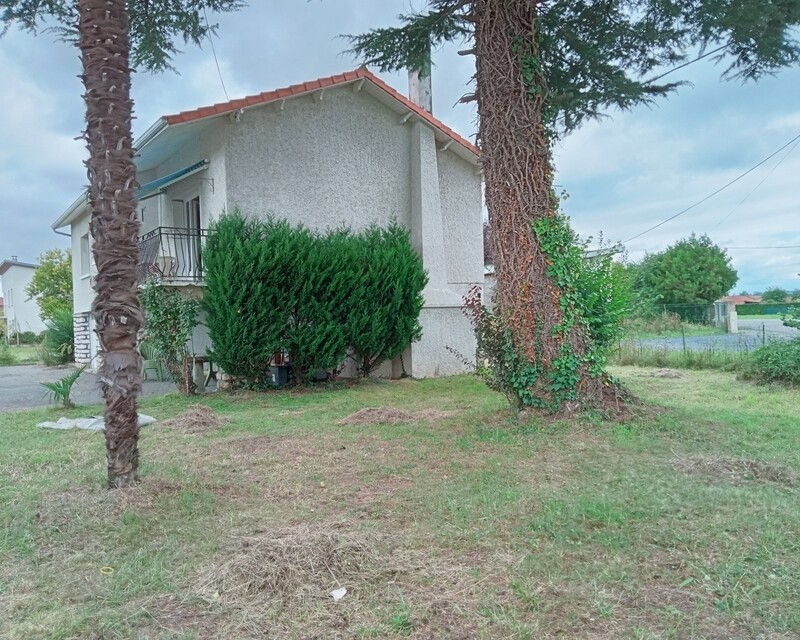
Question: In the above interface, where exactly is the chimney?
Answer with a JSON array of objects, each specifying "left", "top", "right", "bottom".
[
  {"left": 11, "top": 255, "right": 17, "bottom": 261},
  {"left": 408, "top": 44, "right": 433, "bottom": 113}
]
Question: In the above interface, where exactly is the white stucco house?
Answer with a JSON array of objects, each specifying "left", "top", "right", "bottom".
[
  {"left": 0, "top": 258, "right": 46, "bottom": 339},
  {"left": 52, "top": 68, "right": 484, "bottom": 377}
]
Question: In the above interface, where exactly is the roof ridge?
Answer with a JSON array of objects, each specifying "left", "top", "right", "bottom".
[{"left": 162, "top": 68, "right": 478, "bottom": 157}]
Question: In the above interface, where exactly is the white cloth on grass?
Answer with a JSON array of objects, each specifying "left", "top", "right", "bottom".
[{"left": 37, "top": 414, "right": 157, "bottom": 431}]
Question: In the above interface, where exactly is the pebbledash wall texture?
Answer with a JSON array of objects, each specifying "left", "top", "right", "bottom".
[{"left": 57, "top": 71, "right": 484, "bottom": 378}]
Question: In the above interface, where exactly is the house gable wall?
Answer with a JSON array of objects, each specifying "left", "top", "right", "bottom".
[{"left": 225, "top": 87, "right": 412, "bottom": 231}]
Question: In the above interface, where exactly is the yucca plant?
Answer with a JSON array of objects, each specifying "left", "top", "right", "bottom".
[{"left": 41, "top": 365, "right": 87, "bottom": 409}]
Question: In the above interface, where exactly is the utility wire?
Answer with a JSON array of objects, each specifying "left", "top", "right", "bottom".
[
  {"left": 723, "top": 245, "right": 800, "bottom": 250},
  {"left": 203, "top": 7, "right": 230, "bottom": 102},
  {"left": 643, "top": 45, "right": 728, "bottom": 85},
  {"left": 622, "top": 132, "right": 800, "bottom": 244},
  {"left": 709, "top": 137, "right": 800, "bottom": 233}
]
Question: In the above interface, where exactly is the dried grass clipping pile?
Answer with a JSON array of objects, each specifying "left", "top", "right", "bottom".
[
  {"left": 206, "top": 524, "right": 386, "bottom": 604},
  {"left": 646, "top": 368, "right": 686, "bottom": 379},
  {"left": 160, "top": 404, "right": 227, "bottom": 434},
  {"left": 338, "top": 407, "right": 456, "bottom": 426},
  {"left": 672, "top": 454, "right": 797, "bottom": 486}
]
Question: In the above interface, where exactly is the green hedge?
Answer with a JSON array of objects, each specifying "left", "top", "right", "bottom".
[
  {"left": 203, "top": 212, "right": 427, "bottom": 383},
  {"left": 736, "top": 302, "right": 800, "bottom": 316}
]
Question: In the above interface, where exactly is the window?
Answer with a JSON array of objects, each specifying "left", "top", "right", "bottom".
[
  {"left": 80, "top": 233, "right": 90, "bottom": 277},
  {"left": 6, "top": 288, "right": 12, "bottom": 307}
]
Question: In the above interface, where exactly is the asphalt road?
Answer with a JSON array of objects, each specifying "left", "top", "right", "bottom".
[
  {"left": 0, "top": 364, "right": 176, "bottom": 414},
  {"left": 635, "top": 318, "right": 799, "bottom": 353}
]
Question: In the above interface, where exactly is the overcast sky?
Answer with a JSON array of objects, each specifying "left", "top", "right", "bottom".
[{"left": 0, "top": 1, "right": 798, "bottom": 294}]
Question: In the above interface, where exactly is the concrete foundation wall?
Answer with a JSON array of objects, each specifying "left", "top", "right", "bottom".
[{"left": 411, "top": 307, "right": 476, "bottom": 377}]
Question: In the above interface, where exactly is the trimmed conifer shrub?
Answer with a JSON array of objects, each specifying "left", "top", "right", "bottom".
[
  {"left": 280, "top": 225, "right": 351, "bottom": 381},
  {"left": 203, "top": 212, "right": 427, "bottom": 383},
  {"left": 347, "top": 224, "right": 427, "bottom": 376},
  {"left": 203, "top": 212, "right": 288, "bottom": 381}
]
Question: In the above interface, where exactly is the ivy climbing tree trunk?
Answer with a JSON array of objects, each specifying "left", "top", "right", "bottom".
[
  {"left": 474, "top": 0, "right": 608, "bottom": 411},
  {"left": 78, "top": 0, "right": 144, "bottom": 487}
]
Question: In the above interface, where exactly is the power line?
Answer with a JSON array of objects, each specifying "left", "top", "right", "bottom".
[
  {"left": 643, "top": 45, "right": 728, "bottom": 85},
  {"left": 203, "top": 7, "right": 230, "bottom": 102},
  {"left": 709, "top": 137, "right": 800, "bottom": 233},
  {"left": 622, "top": 132, "right": 800, "bottom": 244},
  {"left": 723, "top": 245, "right": 800, "bottom": 250}
]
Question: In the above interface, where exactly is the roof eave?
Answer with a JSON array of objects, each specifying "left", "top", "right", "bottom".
[
  {"left": 52, "top": 192, "right": 89, "bottom": 231},
  {"left": 134, "top": 117, "right": 169, "bottom": 153}
]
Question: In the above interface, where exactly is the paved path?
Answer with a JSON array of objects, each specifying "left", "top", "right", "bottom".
[
  {"left": 738, "top": 318, "right": 799, "bottom": 337},
  {"left": 0, "top": 364, "right": 176, "bottom": 414}
]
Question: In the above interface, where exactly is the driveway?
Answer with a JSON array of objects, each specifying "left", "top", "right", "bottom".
[
  {"left": 0, "top": 364, "right": 177, "bottom": 414},
  {"left": 737, "top": 317, "right": 799, "bottom": 338}
]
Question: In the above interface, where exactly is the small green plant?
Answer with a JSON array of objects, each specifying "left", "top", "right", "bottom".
[
  {"left": 388, "top": 594, "right": 413, "bottom": 636},
  {"left": 0, "top": 340, "right": 14, "bottom": 366},
  {"left": 783, "top": 311, "right": 800, "bottom": 330},
  {"left": 740, "top": 338, "right": 800, "bottom": 385},
  {"left": 140, "top": 281, "right": 199, "bottom": 391},
  {"left": 41, "top": 365, "right": 86, "bottom": 408},
  {"left": 41, "top": 306, "right": 75, "bottom": 365}
]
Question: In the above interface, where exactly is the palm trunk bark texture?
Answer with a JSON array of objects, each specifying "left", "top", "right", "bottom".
[{"left": 78, "top": 0, "right": 144, "bottom": 487}]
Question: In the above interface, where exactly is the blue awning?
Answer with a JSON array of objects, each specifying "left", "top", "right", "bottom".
[{"left": 136, "top": 159, "right": 209, "bottom": 200}]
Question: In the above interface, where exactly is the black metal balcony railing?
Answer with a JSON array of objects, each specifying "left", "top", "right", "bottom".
[{"left": 137, "top": 227, "right": 208, "bottom": 283}]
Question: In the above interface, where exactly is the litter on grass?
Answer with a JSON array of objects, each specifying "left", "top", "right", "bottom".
[
  {"left": 330, "top": 587, "right": 347, "bottom": 602},
  {"left": 37, "top": 414, "right": 157, "bottom": 432}
]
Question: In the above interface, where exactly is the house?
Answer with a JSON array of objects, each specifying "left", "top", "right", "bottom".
[
  {"left": 0, "top": 258, "right": 46, "bottom": 340},
  {"left": 52, "top": 68, "right": 484, "bottom": 377},
  {"left": 717, "top": 295, "right": 762, "bottom": 305}
]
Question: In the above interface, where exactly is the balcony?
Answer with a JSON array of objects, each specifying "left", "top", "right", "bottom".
[{"left": 137, "top": 226, "right": 208, "bottom": 284}]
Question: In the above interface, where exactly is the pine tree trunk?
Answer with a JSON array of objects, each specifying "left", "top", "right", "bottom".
[
  {"left": 474, "top": 0, "right": 605, "bottom": 411},
  {"left": 78, "top": 0, "right": 143, "bottom": 487}
]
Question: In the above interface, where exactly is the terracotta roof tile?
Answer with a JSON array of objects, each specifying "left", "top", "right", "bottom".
[{"left": 162, "top": 68, "right": 478, "bottom": 156}]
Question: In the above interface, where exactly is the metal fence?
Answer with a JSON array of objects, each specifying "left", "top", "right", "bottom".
[
  {"left": 137, "top": 226, "right": 208, "bottom": 283},
  {"left": 619, "top": 304, "right": 798, "bottom": 356}
]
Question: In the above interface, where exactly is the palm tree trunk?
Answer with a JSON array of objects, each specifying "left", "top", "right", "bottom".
[
  {"left": 474, "top": 0, "right": 605, "bottom": 411},
  {"left": 78, "top": 0, "right": 143, "bottom": 487}
]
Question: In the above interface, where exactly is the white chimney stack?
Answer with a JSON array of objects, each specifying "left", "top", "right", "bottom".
[
  {"left": 408, "top": 43, "right": 433, "bottom": 114},
  {"left": 408, "top": 68, "right": 433, "bottom": 114}
]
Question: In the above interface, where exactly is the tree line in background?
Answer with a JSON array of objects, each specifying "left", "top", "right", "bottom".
[
  {"left": 203, "top": 212, "right": 427, "bottom": 384},
  {"left": 739, "top": 287, "right": 800, "bottom": 303},
  {"left": 625, "top": 233, "right": 738, "bottom": 310}
]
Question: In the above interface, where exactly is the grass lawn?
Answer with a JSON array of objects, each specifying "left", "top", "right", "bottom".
[
  {"left": 1, "top": 369, "right": 798, "bottom": 639},
  {"left": 736, "top": 314, "right": 789, "bottom": 320},
  {"left": 628, "top": 324, "right": 726, "bottom": 340},
  {"left": 0, "top": 344, "right": 40, "bottom": 365}
]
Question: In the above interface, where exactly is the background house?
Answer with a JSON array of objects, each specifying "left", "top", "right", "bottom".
[
  {"left": 53, "top": 69, "right": 484, "bottom": 377},
  {"left": 0, "top": 258, "right": 45, "bottom": 340}
]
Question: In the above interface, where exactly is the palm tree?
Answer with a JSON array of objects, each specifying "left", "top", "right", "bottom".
[
  {"left": 77, "top": 0, "right": 143, "bottom": 487},
  {"left": 1, "top": 0, "right": 244, "bottom": 487}
]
